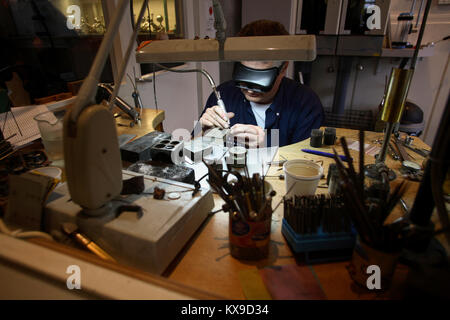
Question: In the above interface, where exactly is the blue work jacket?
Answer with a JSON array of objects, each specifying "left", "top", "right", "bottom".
[{"left": 201, "top": 77, "right": 324, "bottom": 147}]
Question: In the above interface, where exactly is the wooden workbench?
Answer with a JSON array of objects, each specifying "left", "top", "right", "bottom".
[
  {"left": 8, "top": 121, "right": 435, "bottom": 299},
  {"left": 166, "top": 128, "right": 432, "bottom": 299},
  {"left": 115, "top": 107, "right": 165, "bottom": 138}
]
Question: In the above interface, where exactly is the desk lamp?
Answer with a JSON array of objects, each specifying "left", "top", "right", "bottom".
[
  {"left": 63, "top": 0, "right": 316, "bottom": 217},
  {"left": 63, "top": 0, "right": 148, "bottom": 217}
]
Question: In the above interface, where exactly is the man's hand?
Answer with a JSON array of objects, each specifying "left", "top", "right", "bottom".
[
  {"left": 200, "top": 106, "right": 234, "bottom": 129},
  {"left": 230, "top": 124, "right": 265, "bottom": 148}
]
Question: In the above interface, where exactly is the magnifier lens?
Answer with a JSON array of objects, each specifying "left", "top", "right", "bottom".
[{"left": 236, "top": 82, "right": 268, "bottom": 93}]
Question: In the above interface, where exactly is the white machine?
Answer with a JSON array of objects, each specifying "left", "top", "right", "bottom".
[{"left": 45, "top": 171, "right": 213, "bottom": 274}]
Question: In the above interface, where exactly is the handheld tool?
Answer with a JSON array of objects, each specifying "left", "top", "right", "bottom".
[
  {"left": 61, "top": 222, "right": 116, "bottom": 262},
  {"left": 216, "top": 97, "right": 230, "bottom": 127},
  {"left": 402, "top": 143, "right": 430, "bottom": 158},
  {"left": 97, "top": 83, "right": 140, "bottom": 125},
  {"left": 388, "top": 142, "right": 401, "bottom": 160},
  {"left": 392, "top": 138, "right": 412, "bottom": 162},
  {"left": 301, "top": 149, "right": 351, "bottom": 162},
  {"left": 148, "top": 63, "right": 230, "bottom": 128}
]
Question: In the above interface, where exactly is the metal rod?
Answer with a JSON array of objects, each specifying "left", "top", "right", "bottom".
[
  {"left": 400, "top": 198, "right": 409, "bottom": 213},
  {"left": 410, "top": 0, "right": 417, "bottom": 14},
  {"left": 415, "top": 0, "right": 425, "bottom": 28},
  {"left": 411, "top": 0, "right": 432, "bottom": 70},
  {"left": 163, "top": 0, "right": 169, "bottom": 32},
  {"left": 8, "top": 110, "right": 23, "bottom": 137},
  {"left": 359, "top": 130, "right": 364, "bottom": 193},
  {"left": 151, "top": 63, "right": 230, "bottom": 125},
  {"left": 69, "top": 0, "right": 129, "bottom": 124},
  {"left": 377, "top": 122, "right": 395, "bottom": 163}
]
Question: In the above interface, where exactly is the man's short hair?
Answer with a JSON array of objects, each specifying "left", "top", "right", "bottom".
[{"left": 238, "top": 20, "right": 289, "bottom": 37}]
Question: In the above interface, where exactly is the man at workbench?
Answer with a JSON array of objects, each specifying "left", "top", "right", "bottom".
[{"left": 199, "top": 20, "right": 324, "bottom": 148}]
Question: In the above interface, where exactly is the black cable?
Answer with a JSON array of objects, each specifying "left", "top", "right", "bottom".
[
  {"left": 399, "top": 58, "right": 409, "bottom": 69},
  {"left": 152, "top": 63, "right": 158, "bottom": 110},
  {"left": 195, "top": 172, "right": 209, "bottom": 184},
  {"left": 195, "top": 168, "right": 239, "bottom": 186},
  {"left": 146, "top": 1, "right": 152, "bottom": 36},
  {"left": 131, "top": 0, "right": 157, "bottom": 110},
  {"left": 208, "top": 208, "right": 224, "bottom": 216},
  {"left": 411, "top": 0, "right": 432, "bottom": 70},
  {"left": 192, "top": 172, "right": 210, "bottom": 196}
]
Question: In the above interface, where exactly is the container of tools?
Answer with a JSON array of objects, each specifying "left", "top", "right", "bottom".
[
  {"left": 228, "top": 179, "right": 274, "bottom": 260},
  {"left": 203, "top": 159, "right": 275, "bottom": 260},
  {"left": 348, "top": 237, "right": 400, "bottom": 290},
  {"left": 331, "top": 131, "right": 409, "bottom": 290},
  {"left": 282, "top": 194, "right": 356, "bottom": 263}
]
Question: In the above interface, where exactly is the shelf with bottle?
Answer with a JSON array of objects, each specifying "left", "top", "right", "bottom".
[{"left": 131, "top": 0, "right": 182, "bottom": 39}]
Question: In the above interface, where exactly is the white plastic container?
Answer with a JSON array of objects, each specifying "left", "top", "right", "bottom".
[
  {"left": 34, "top": 110, "right": 65, "bottom": 162},
  {"left": 31, "top": 166, "right": 62, "bottom": 181},
  {"left": 283, "top": 159, "right": 323, "bottom": 197}
]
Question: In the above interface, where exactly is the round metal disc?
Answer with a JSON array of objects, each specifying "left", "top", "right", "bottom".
[
  {"left": 168, "top": 192, "right": 181, "bottom": 200},
  {"left": 402, "top": 160, "right": 421, "bottom": 172}
]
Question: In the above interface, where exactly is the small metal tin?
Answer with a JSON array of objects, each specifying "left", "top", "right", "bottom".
[
  {"left": 310, "top": 129, "right": 323, "bottom": 148},
  {"left": 401, "top": 160, "right": 421, "bottom": 173},
  {"left": 323, "top": 127, "right": 336, "bottom": 146}
]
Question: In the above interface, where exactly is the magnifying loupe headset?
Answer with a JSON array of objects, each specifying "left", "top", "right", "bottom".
[{"left": 232, "top": 62, "right": 285, "bottom": 93}]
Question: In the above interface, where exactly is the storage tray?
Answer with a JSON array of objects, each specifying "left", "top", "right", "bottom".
[{"left": 282, "top": 218, "right": 357, "bottom": 264}]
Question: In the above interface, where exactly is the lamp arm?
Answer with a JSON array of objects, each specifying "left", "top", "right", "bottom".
[
  {"left": 97, "top": 83, "right": 139, "bottom": 122},
  {"left": 108, "top": 0, "right": 149, "bottom": 113},
  {"left": 69, "top": 0, "right": 129, "bottom": 127},
  {"left": 150, "top": 63, "right": 228, "bottom": 123},
  {"left": 151, "top": 63, "right": 223, "bottom": 104}
]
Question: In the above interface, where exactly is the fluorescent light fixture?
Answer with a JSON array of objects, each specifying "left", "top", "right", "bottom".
[{"left": 136, "top": 35, "right": 317, "bottom": 63}]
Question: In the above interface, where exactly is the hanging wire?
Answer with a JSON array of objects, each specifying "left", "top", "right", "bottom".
[
  {"left": 153, "top": 63, "right": 158, "bottom": 110},
  {"left": 146, "top": 1, "right": 152, "bottom": 36}
]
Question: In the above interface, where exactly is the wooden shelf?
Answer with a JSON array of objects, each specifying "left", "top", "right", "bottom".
[{"left": 381, "top": 46, "right": 435, "bottom": 58}]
